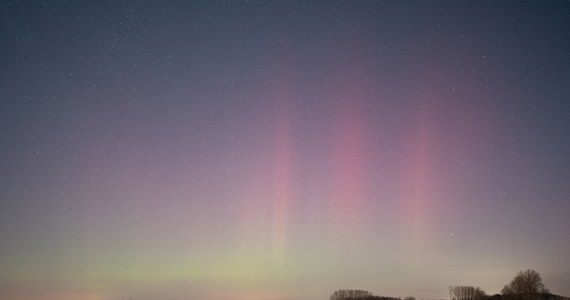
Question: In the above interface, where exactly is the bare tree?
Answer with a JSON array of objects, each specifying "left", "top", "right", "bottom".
[
  {"left": 501, "top": 269, "right": 546, "bottom": 300},
  {"left": 450, "top": 285, "right": 487, "bottom": 300},
  {"left": 502, "top": 284, "right": 515, "bottom": 300},
  {"left": 404, "top": 297, "right": 416, "bottom": 300}
]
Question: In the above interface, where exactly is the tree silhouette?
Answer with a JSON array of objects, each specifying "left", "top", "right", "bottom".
[
  {"left": 501, "top": 269, "right": 546, "bottom": 300},
  {"left": 450, "top": 285, "right": 487, "bottom": 300}
]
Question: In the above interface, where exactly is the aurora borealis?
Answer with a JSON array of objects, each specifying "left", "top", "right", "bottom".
[{"left": 1, "top": 1, "right": 570, "bottom": 299}]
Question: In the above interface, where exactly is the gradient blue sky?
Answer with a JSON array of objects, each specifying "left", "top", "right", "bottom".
[{"left": 1, "top": 1, "right": 570, "bottom": 300}]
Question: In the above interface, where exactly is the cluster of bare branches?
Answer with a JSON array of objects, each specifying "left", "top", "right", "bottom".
[
  {"left": 449, "top": 285, "right": 487, "bottom": 300},
  {"left": 501, "top": 269, "right": 547, "bottom": 300}
]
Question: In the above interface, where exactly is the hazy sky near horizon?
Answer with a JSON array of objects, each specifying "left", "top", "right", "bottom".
[{"left": 1, "top": 1, "right": 570, "bottom": 299}]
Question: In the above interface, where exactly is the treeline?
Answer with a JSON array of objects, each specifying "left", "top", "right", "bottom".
[
  {"left": 330, "top": 290, "right": 569, "bottom": 300},
  {"left": 331, "top": 269, "right": 569, "bottom": 300},
  {"left": 450, "top": 287, "right": 570, "bottom": 300},
  {"left": 451, "top": 270, "right": 570, "bottom": 300}
]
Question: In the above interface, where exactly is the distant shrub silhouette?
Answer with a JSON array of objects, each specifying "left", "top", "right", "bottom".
[
  {"left": 366, "top": 297, "right": 402, "bottom": 300},
  {"left": 330, "top": 290, "right": 373, "bottom": 300},
  {"left": 482, "top": 294, "right": 503, "bottom": 300}
]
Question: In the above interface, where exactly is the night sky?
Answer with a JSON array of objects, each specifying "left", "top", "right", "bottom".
[{"left": 1, "top": 1, "right": 570, "bottom": 300}]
